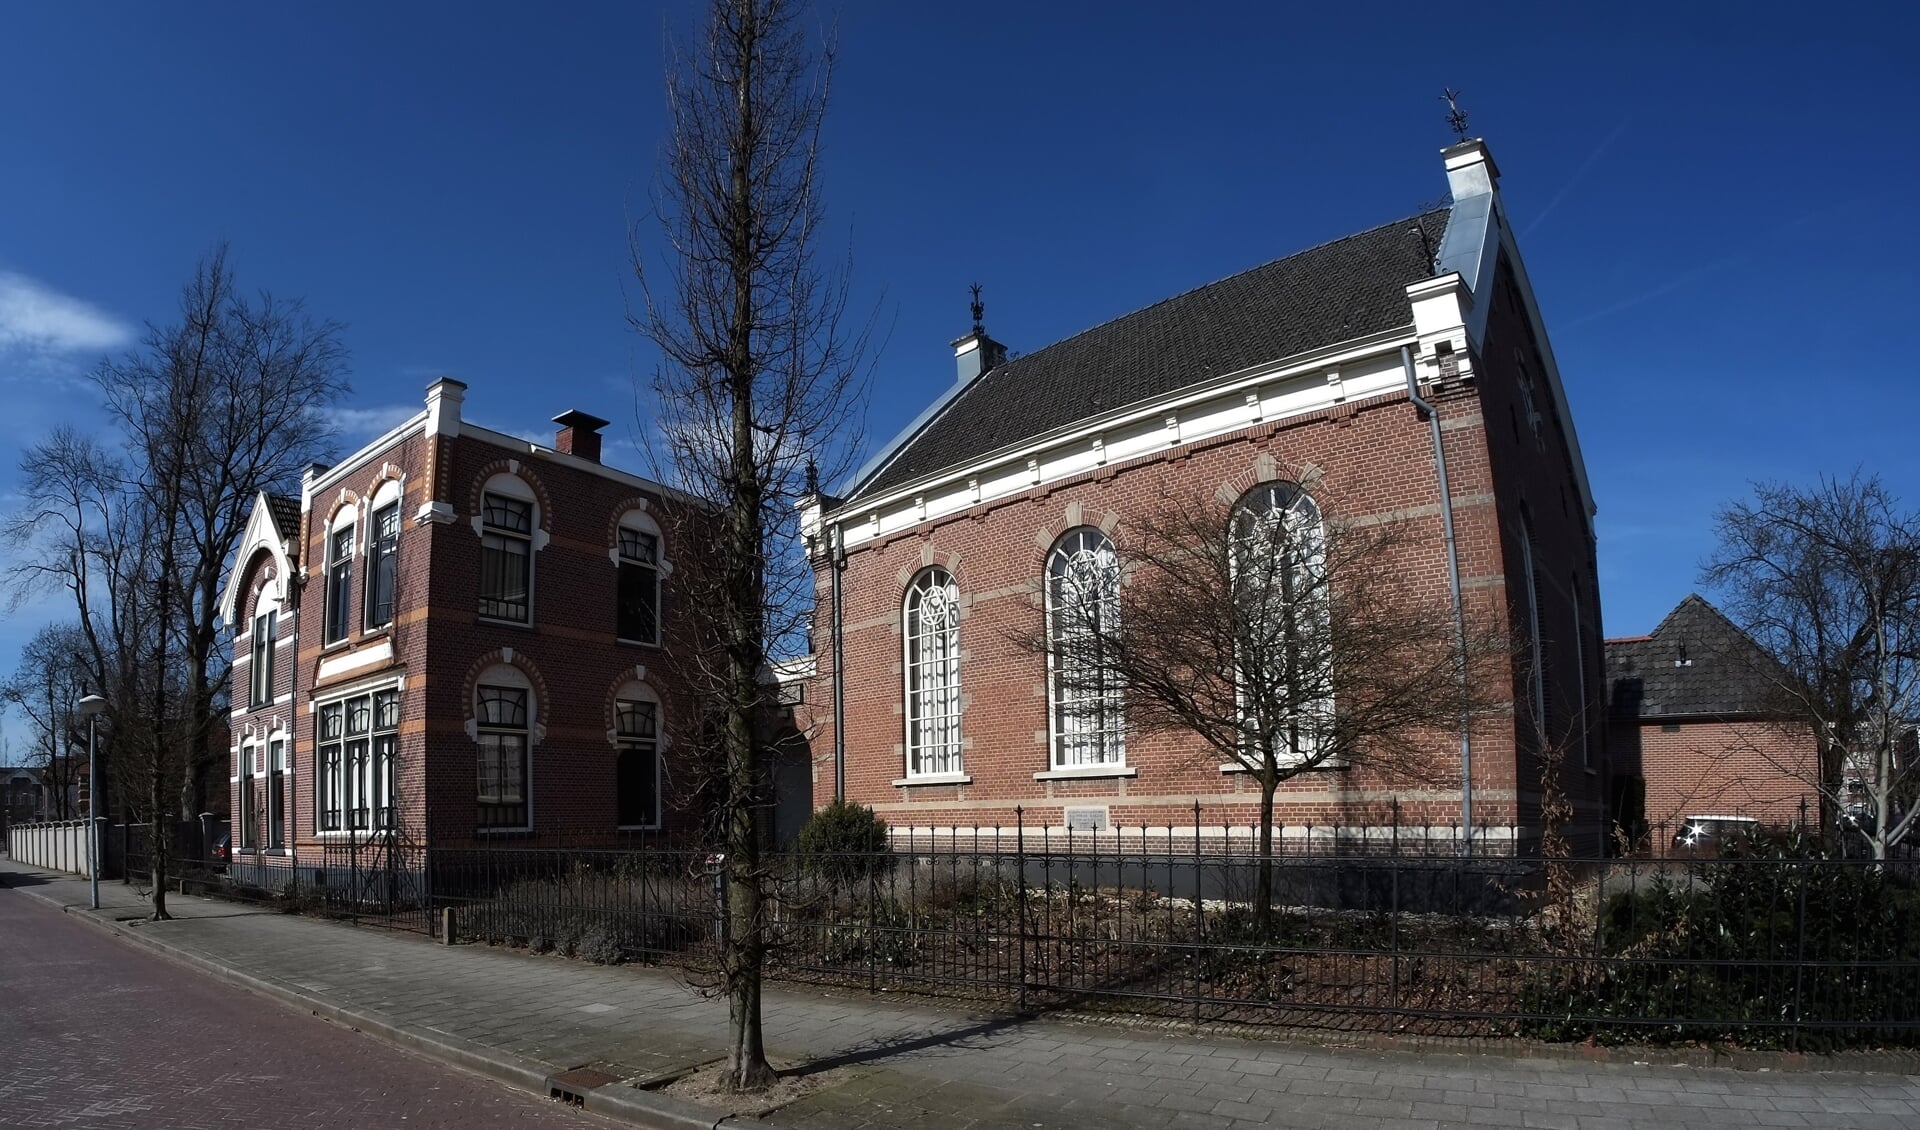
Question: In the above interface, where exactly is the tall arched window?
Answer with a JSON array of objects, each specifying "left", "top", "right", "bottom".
[
  {"left": 1046, "top": 529, "right": 1124, "bottom": 769},
  {"left": 1231, "top": 483, "right": 1330, "bottom": 763},
  {"left": 477, "top": 475, "right": 538, "bottom": 624},
  {"left": 323, "top": 506, "right": 357, "bottom": 644},
  {"left": 903, "top": 568, "right": 962, "bottom": 777},
  {"left": 1518, "top": 513, "right": 1545, "bottom": 748},
  {"left": 475, "top": 671, "right": 533, "bottom": 830},
  {"left": 613, "top": 682, "right": 663, "bottom": 829}
]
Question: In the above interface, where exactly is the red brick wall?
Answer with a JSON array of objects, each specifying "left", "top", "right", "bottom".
[
  {"left": 235, "top": 413, "right": 701, "bottom": 856},
  {"left": 1472, "top": 250, "right": 1609, "bottom": 850},
  {"left": 811, "top": 376, "right": 1551, "bottom": 841},
  {"left": 1608, "top": 717, "right": 1818, "bottom": 845}
]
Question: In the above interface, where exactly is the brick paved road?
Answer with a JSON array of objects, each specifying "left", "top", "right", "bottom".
[{"left": 0, "top": 886, "right": 612, "bottom": 1128}]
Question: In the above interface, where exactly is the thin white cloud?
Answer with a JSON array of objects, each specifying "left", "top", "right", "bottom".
[
  {"left": 0, "top": 271, "right": 132, "bottom": 357},
  {"left": 334, "top": 404, "right": 421, "bottom": 438}
]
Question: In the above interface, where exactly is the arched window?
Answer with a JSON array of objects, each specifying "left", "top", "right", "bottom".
[
  {"left": 1046, "top": 529, "right": 1124, "bottom": 769},
  {"left": 614, "top": 510, "right": 664, "bottom": 645},
  {"left": 478, "top": 475, "right": 537, "bottom": 623},
  {"left": 613, "top": 682, "right": 662, "bottom": 829},
  {"left": 903, "top": 568, "right": 962, "bottom": 777},
  {"left": 475, "top": 669, "right": 533, "bottom": 829},
  {"left": 1518, "top": 514, "right": 1545, "bottom": 748},
  {"left": 1230, "top": 483, "right": 1330, "bottom": 763},
  {"left": 323, "top": 506, "right": 357, "bottom": 644},
  {"left": 248, "top": 584, "right": 280, "bottom": 710},
  {"left": 363, "top": 479, "right": 403, "bottom": 630}
]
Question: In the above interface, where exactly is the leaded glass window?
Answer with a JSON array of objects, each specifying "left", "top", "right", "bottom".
[
  {"left": 904, "top": 569, "right": 962, "bottom": 777},
  {"left": 1046, "top": 529, "right": 1125, "bottom": 768}
]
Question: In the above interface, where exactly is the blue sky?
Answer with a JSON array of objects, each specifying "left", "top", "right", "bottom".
[{"left": 1, "top": 2, "right": 1915, "bottom": 750}]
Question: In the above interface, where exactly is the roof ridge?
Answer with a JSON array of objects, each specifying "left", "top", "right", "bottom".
[{"left": 982, "top": 207, "right": 1447, "bottom": 381}]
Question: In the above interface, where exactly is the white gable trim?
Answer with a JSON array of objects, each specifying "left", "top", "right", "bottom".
[
  {"left": 828, "top": 330, "right": 1413, "bottom": 548},
  {"left": 218, "top": 493, "right": 295, "bottom": 629}
]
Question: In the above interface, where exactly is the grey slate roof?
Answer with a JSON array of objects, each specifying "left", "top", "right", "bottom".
[
  {"left": 1607, "top": 595, "right": 1786, "bottom": 720},
  {"left": 265, "top": 493, "right": 302, "bottom": 545},
  {"left": 851, "top": 208, "right": 1451, "bottom": 501}
]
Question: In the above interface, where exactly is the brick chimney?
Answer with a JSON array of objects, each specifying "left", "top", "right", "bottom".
[{"left": 552, "top": 409, "right": 609, "bottom": 463}]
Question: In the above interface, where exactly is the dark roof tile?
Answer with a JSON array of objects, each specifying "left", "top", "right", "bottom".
[
  {"left": 1606, "top": 595, "right": 1786, "bottom": 719},
  {"left": 852, "top": 208, "right": 1449, "bottom": 500}
]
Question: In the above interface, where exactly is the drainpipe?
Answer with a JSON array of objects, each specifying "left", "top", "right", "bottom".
[
  {"left": 1402, "top": 345, "right": 1474, "bottom": 857},
  {"left": 830, "top": 522, "right": 848, "bottom": 803}
]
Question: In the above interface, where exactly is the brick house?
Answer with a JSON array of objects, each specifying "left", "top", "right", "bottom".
[
  {"left": 801, "top": 138, "right": 1608, "bottom": 853},
  {"left": 1605, "top": 594, "right": 1818, "bottom": 852},
  {"left": 219, "top": 380, "right": 702, "bottom": 874}
]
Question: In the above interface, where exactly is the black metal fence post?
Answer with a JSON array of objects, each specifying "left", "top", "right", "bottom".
[{"left": 1015, "top": 806, "right": 1027, "bottom": 1013}]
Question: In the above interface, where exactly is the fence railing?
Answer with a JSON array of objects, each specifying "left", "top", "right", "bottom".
[
  {"left": 147, "top": 818, "right": 1920, "bottom": 1050},
  {"left": 6, "top": 819, "right": 99, "bottom": 877}
]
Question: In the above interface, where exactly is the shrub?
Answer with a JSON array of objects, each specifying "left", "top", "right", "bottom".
[{"left": 796, "top": 800, "right": 891, "bottom": 883}]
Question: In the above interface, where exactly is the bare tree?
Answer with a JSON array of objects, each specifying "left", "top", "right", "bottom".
[
  {"left": 1703, "top": 473, "right": 1920, "bottom": 858},
  {"left": 6, "top": 246, "right": 348, "bottom": 917},
  {"left": 1031, "top": 474, "right": 1509, "bottom": 934},
  {"left": 0, "top": 624, "right": 95, "bottom": 819},
  {"left": 629, "top": 0, "right": 870, "bottom": 1092}
]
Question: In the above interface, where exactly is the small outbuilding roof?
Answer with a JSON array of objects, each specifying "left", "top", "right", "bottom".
[{"left": 1606, "top": 594, "right": 1786, "bottom": 720}]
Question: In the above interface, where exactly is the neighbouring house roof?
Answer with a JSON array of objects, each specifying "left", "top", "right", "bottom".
[
  {"left": 265, "top": 492, "right": 301, "bottom": 543},
  {"left": 849, "top": 208, "right": 1450, "bottom": 502},
  {"left": 1606, "top": 594, "right": 1787, "bottom": 720}
]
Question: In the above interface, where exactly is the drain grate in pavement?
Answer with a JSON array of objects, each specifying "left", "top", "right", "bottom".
[{"left": 548, "top": 1066, "right": 621, "bottom": 1107}]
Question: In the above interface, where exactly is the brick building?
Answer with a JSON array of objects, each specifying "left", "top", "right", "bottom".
[
  {"left": 219, "top": 380, "right": 703, "bottom": 873},
  {"left": 1605, "top": 594, "right": 1818, "bottom": 852},
  {"left": 802, "top": 138, "right": 1608, "bottom": 853}
]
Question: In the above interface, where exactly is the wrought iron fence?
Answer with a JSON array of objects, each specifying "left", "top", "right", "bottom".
[{"left": 147, "top": 814, "right": 1920, "bottom": 1049}]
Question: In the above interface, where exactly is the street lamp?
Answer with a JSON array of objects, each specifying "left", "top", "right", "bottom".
[{"left": 75, "top": 694, "right": 107, "bottom": 910}]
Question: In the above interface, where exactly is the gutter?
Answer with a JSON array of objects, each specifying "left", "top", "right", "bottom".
[
  {"left": 1402, "top": 345, "right": 1474, "bottom": 856},
  {"left": 829, "top": 521, "right": 848, "bottom": 802}
]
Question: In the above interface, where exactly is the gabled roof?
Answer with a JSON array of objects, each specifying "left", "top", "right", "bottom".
[
  {"left": 1606, "top": 594, "right": 1786, "bottom": 720},
  {"left": 849, "top": 208, "right": 1449, "bottom": 502},
  {"left": 265, "top": 493, "right": 301, "bottom": 543}
]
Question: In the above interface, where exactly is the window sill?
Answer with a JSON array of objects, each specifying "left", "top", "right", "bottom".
[
  {"left": 476, "top": 825, "right": 533, "bottom": 836},
  {"left": 476, "top": 615, "right": 535, "bottom": 631},
  {"left": 1218, "top": 760, "right": 1348, "bottom": 773},
  {"left": 319, "top": 638, "right": 353, "bottom": 655},
  {"left": 893, "top": 773, "right": 972, "bottom": 788},
  {"left": 616, "top": 637, "right": 662, "bottom": 649},
  {"left": 1035, "top": 765, "right": 1137, "bottom": 782},
  {"left": 616, "top": 824, "right": 662, "bottom": 832}
]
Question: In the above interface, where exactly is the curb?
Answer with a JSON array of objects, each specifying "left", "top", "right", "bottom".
[{"left": 2, "top": 872, "right": 789, "bottom": 1130}]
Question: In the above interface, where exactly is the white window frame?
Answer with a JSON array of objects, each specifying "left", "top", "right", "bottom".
[
  {"left": 1045, "top": 528, "right": 1126, "bottom": 771},
  {"left": 363, "top": 479, "right": 403, "bottom": 631},
  {"left": 903, "top": 568, "right": 964, "bottom": 779},
  {"left": 323, "top": 508, "right": 357, "bottom": 646},
  {"left": 266, "top": 736, "right": 287, "bottom": 852},
  {"left": 613, "top": 510, "right": 666, "bottom": 646},
  {"left": 475, "top": 474, "right": 538, "bottom": 625},
  {"left": 612, "top": 681, "right": 664, "bottom": 830},
  {"left": 315, "top": 684, "right": 399, "bottom": 837},
  {"left": 1229, "top": 483, "right": 1331, "bottom": 768},
  {"left": 473, "top": 664, "right": 534, "bottom": 832},
  {"left": 249, "top": 599, "right": 278, "bottom": 710},
  {"left": 238, "top": 743, "right": 257, "bottom": 851}
]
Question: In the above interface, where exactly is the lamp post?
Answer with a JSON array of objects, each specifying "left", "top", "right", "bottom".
[{"left": 75, "top": 695, "right": 107, "bottom": 910}]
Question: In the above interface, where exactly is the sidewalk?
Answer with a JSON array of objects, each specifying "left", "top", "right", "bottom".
[{"left": 4, "top": 859, "right": 1916, "bottom": 1130}]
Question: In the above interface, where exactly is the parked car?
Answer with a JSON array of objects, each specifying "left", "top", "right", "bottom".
[
  {"left": 209, "top": 831, "right": 231, "bottom": 869},
  {"left": 1671, "top": 815, "right": 1759, "bottom": 855}
]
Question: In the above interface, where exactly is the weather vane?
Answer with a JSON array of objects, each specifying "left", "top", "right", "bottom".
[
  {"left": 1441, "top": 88, "right": 1471, "bottom": 141},
  {"left": 969, "top": 282, "right": 985, "bottom": 335}
]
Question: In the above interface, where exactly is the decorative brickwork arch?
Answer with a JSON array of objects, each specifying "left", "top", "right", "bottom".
[
  {"left": 361, "top": 461, "right": 407, "bottom": 509},
  {"left": 320, "top": 487, "right": 363, "bottom": 534},
  {"left": 601, "top": 666, "right": 672, "bottom": 750},
  {"left": 459, "top": 647, "right": 550, "bottom": 742},
  {"left": 1031, "top": 499, "right": 1124, "bottom": 576},
  {"left": 467, "top": 460, "right": 552, "bottom": 533},
  {"left": 239, "top": 549, "right": 281, "bottom": 623},
  {"left": 607, "top": 498, "right": 673, "bottom": 574}
]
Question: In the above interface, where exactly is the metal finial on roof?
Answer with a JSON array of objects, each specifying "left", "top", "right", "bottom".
[
  {"left": 805, "top": 458, "right": 819, "bottom": 496},
  {"left": 969, "top": 282, "right": 985, "bottom": 335},
  {"left": 1441, "top": 88, "right": 1471, "bottom": 141}
]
